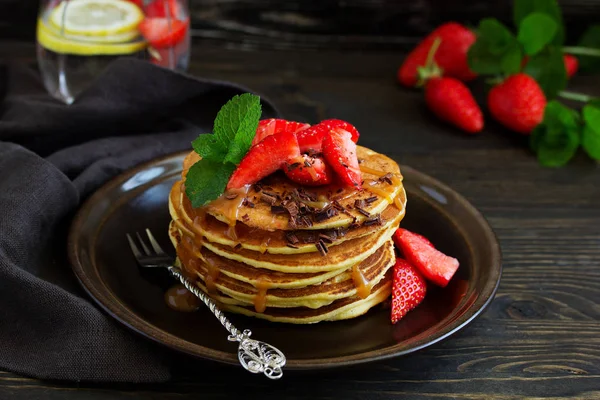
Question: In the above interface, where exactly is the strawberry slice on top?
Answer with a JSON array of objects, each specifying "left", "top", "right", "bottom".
[
  {"left": 394, "top": 228, "right": 459, "bottom": 287},
  {"left": 322, "top": 128, "right": 362, "bottom": 188},
  {"left": 296, "top": 119, "right": 359, "bottom": 153},
  {"left": 252, "top": 119, "right": 310, "bottom": 146},
  {"left": 391, "top": 259, "right": 427, "bottom": 324},
  {"left": 283, "top": 155, "right": 333, "bottom": 186},
  {"left": 227, "top": 130, "right": 301, "bottom": 189}
]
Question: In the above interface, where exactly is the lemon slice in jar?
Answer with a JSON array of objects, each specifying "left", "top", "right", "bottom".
[
  {"left": 49, "top": 0, "right": 144, "bottom": 36},
  {"left": 37, "top": 20, "right": 147, "bottom": 55}
]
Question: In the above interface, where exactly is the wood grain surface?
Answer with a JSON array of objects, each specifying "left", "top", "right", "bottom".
[{"left": 1, "top": 42, "right": 600, "bottom": 399}]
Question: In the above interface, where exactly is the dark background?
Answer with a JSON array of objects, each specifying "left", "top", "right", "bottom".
[{"left": 2, "top": 0, "right": 600, "bottom": 49}]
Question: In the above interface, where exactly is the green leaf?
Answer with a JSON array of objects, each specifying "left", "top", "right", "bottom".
[
  {"left": 517, "top": 13, "right": 558, "bottom": 55},
  {"left": 577, "top": 25, "right": 600, "bottom": 72},
  {"left": 513, "top": 0, "right": 565, "bottom": 45},
  {"left": 530, "top": 101, "right": 580, "bottom": 167},
  {"left": 582, "top": 105, "right": 600, "bottom": 160},
  {"left": 191, "top": 134, "right": 228, "bottom": 162},
  {"left": 212, "top": 93, "right": 262, "bottom": 165},
  {"left": 467, "top": 18, "right": 521, "bottom": 75},
  {"left": 523, "top": 45, "right": 567, "bottom": 99},
  {"left": 184, "top": 159, "right": 236, "bottom": 208}
]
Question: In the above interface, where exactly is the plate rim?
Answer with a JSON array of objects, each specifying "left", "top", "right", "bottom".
[{"left": 67, "top": 151, "right": 502, "bottom": 369}]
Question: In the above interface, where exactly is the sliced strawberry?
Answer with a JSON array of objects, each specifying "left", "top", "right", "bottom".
[
  {"left": 252, "top": 119, "right": 310, "bottom": 146},
  {"left": 322, "top": 128, "right": 362, "bottom": 188},
  {"left": 320, "top": 119, "right": 360, "bottom": 143},
  {"left": 139, "top": 17, "right": 189, "bottom": 49},
  {"left": 227, "top": 130, "right": 301, "bottom": 189},
  {"left": 394, "top": 228, "right": 459, "bottom": 287},
  {"left": 283, "top": 155, "right": 333, "bottom": 186},
  {"left": 391, "top": 259, "right": 427, "bottom": 324},
  {"left": 295, "top": 124, "right": 330, "bottom": 153},
  {"left": 144, "top": 0, "right": 182, "bottom": 18},
  {"left": 393, "top": 228, "right": 432, "bottom": 249},
  {"left": 296, "top": 119, "right": 359, "bottom": 153}
]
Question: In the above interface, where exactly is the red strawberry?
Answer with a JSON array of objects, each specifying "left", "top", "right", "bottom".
[
  {"left": 227, "top": 130, "right": 300, "bottom": 189},
  {"left": 320, "top": 119, "right": 360, "bottom": 143},
  {"left": 252, "top": 119, "right": 310, "bottom": 146},
  {"left": 391, "top": 259, "right": 427, "bottom": 324},
  {"left": 393, "top": 228, "right": 432, "bottom": 249},
  {"left": 283, "top": 155, "right": 333, "bottom": 186},
  {"left": 295, "top": 119, "right": 359, "bottom": 153},
  {"left": 394, "top": 228, "right": 459, "bottom": 287},
  {"left": 564, "top": 54, "right": 579, "bottom": 78},
  {"left": 425, "top": 77, "right": 483, "bottom": 133},
  {"left": 322, "top": 128, "right": 362, "bottom": 188},
  {"left": 139, "top": 17, "right": 189, "bottom": 49},
  {"left": 398, "top": 22, "right": 477, "bottom": 87},
  {"left": 488, "top": 73, "right": 547, "bottom": 134}
]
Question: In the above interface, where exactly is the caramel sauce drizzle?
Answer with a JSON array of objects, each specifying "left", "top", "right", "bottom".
[
  {"left": 165, "top": 284, "right": 201, "bottom": 312},
  {"left": 254, "top": 277, "right": 271, "bottom": 313},
  {"left": 351, "top": 264, "right": 371, "bottom": 299},
  {"left": 259, "top": 237, "right": 271, "bottom": 254},
  {"left": 203, "top": 255, "right": 221, "bottom": 295},
  {"left": 359, "top": 165, "right": 388, "bottom": 177},
  {"left": 209, "top": 185, "right": 252, "bottom": 241},
  {"left": 363, "top": 179, "right": 394, "bottom": 203}
]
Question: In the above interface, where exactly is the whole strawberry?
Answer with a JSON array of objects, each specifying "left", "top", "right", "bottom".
[
  {"left": 488, "top": 73, "right": 547, "bottom": 134},
  {"left": 425, "top": 77, "right": 484, "bottom": 133},
  {"left": 564, "top": 54, "right": 579, "bottom": 79},
  {"left": 391, "top": 259, "right": 427, "bottom": 324},
  {"left": 398, "top": 22, "right": 477, "bottom": 87}
]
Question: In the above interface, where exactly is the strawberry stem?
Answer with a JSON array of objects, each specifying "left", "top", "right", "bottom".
[
  {"left": 562, "top": 46, "right": 600, "bottom": 57},
  {"left": 425, "top": 37, "right": 442, "bottom": 69},
  {"left": 416, "top": 37, "right": 443, "bottom": 86},
  {"left": 558, "top": 90, "right": 595, "bottom": 103}
]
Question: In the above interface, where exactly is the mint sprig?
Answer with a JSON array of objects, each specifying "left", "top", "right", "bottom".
[{"left": 185, "top": 93, "right": 262, "bottom": 207}]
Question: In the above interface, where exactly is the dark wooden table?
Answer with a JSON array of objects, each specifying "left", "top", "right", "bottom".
[{"left": 2, "top": 41, "right": 600, "bottom": 399}]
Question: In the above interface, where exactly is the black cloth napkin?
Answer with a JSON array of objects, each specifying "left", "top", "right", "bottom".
[{"left": 0, "top": 58, "right": 279, "bottom": 382}]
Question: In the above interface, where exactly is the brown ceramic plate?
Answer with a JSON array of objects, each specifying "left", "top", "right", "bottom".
[{"left": 68, "top": 151, "right": 501, "bottom": 369}]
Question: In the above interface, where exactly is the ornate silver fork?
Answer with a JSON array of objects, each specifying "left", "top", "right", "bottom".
[{"left": 126, "top": 229, "right": 286, "bottom": 379}]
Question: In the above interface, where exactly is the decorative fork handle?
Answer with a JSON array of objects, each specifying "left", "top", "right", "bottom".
[{"left": 168, "top": 266, "right": 286, "bottom": 379}]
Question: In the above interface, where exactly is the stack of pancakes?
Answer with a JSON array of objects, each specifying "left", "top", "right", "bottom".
[{"left": 168, "top": 145, "right": 407, "bottom": 324}]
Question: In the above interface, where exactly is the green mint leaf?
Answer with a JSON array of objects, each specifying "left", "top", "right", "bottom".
[
  {"left": 191, "top": 134, "right": 228, "bottom": 162},
  {"left": 468, "top": 18, "right": 520, "bottom": 75},
  {"left": 577, "top": 25, "right": 600, "bottom": 72},
  {"left": 501, "top": 42, "right": 524, "bottom": 75},
  {"left": 514, "top": 0, "right": 565, "bottom": 45},
  {"left": 582, "top": 104, "right": 600, "bottom": 160},
  {"left": 530, "top": 101, "right": 580, "bottom": 167},
  {"left": 184, "top": 159, "right": 236, "bottom": 208},
  {"left": 523, "top": 45, "right": 567, "bottom": 99},
  {"left": 517, "top": 12, "right": 557, "bottom": 55},
  {"left": 212, "top": 93, "right": 262, "bottom": 165}
]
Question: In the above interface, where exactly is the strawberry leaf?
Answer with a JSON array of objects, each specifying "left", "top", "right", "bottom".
[
  {"left": 468, "top": 18, "right": 522, "bottom": 75},
  {"left": 523, "top": 45, "right": 567, "bottom": 99},
  {"left": 582, "top": 104, "right": 600, "bottom": 160},
  {"left": 531, "top": 101, "right": 580, "bottom": 167},
  {"left": 514, "top": 0, "right": 565, "bottom": 45},
  {"left": 191, "top": 134, "right": 228, "bottom": 162},
  {"left": 212, "top": 93, "right": 262, "bottom": 165},
  {"left": 184, "top": 159, "right": 236, "bottom": 208},
  {"left": 577, "top": 25, "right": 600, "bottom": 72},
  {"left": 517, "top": 12, "right": 558, "bottom": 55}
]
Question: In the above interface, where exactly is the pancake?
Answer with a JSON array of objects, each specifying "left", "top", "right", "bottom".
[
  {"left": 181, "top": 240, "right": 395, "bottom": 309},
  {"left": 218, "top": 277, "right": 392, "bottom": 324},
  {"left": 200, "top": 219, "right": 398, "bottom": 273},
  {"left": 169, "top": 179, "right": 406, "bottom": 255},
  {"left": 180, "top": 146, "right": 405, "bottom": 231}
]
